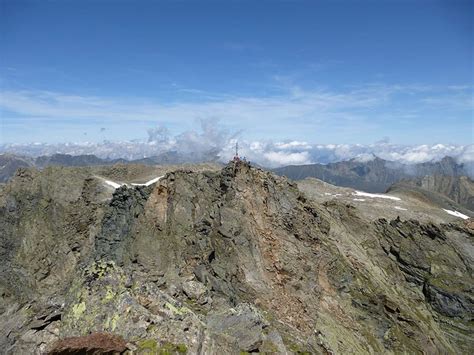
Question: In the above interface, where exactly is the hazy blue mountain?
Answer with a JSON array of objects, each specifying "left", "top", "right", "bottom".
[{"left": 273, "top": 156, "right": 469, "bottom": 193}]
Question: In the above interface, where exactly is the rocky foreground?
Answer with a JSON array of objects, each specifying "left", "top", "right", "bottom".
[{"left": 0, "top": 162, "right": 472, "bottom": 354}]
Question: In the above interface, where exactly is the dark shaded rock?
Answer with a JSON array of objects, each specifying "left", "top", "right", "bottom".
[
  {"left": 94, "top": 186, "right": 151, "bottom": 265},
  {"left": 423, "top": 283, "right": 473, "bottom": 318}
]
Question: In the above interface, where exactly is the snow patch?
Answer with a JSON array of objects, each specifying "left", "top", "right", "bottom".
[
  {"left": 104, "top": 175, "right": 163, "bottom": 190},
  {"left": 324, "top": 192, "right": 343, "bottom": 198},
  {"left": 353, "top": 191, "right": 401, "bottom": 201},
  {"left": 104, "top": 180, "right": 124, "bottom": 189},
  {"left": 131, "top": 175, "right": 164, "bottom": 187},
  {"left": 443, "top": 209, "right": 469, "bottom": 220},
  {"left": 394, "top": 206, "right": 407, "bottom": 211},
  {"left": 353, "top": 198, "right": 366, "bottom": 202}
]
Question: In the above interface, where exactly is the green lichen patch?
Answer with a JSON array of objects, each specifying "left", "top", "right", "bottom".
[
  {"left": 159, "top": 342, "right": 187, "bottom": 354},
  {"left": 136, "top": 340, "right": 187, "bottom": 355},
  {"left": 137, "top": 339, "right": 158, "bottom": 353},
  {"left": 104, "top": 286, "right": 116, "bottom": 302},
  {"left": 165, "top": 302, "right": 190, "bottom": 316},
  {"left": 71, "top": 301, "right": 86, "bottom": 319}
]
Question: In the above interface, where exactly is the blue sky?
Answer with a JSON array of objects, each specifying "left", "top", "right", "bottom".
[{"left": 0, "top": 0, "right": 472, "bottom": 145}]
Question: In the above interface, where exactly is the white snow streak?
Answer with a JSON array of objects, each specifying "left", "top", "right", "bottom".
[
  {"left": 353, "top": 198, "right": 366, "bottom": 202},
  {"left": 323, "top": 192, "right": 344, "bottom": 198},
  {"left": 104, "top": 180, "right": 124, "bottom": 189},
  {"left": 353, "top": 191, "right": 401, "bottom": 201},
  {"left": 104, "top": 176, "right": 164, "bottom": 190},
  {"left": 394, "top": 206, "right": 408, "bottom": 211},
  {"left": 131, "top": 175, "right": 164, "bottom": 186},
  {"left": 443, "top": 209, "right": 469, "bottom": 220}
]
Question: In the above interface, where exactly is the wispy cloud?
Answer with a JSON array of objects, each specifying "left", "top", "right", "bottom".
[
  {"left": 2, "top": 84, "right": 470, "bottom": 120},
  {"left": 0, "top": 83, "right": 472, "bottom": 144}
]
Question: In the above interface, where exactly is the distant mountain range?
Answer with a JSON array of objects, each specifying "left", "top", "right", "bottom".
[
  {"left": 272, "top": 156, "right": 471, "bottom": 192},
  {"left": 388, "top": 175, "right": 474, "bottom": 211},
  {"left": 0, "top": 152, "right": 221, "bottom": 183}
]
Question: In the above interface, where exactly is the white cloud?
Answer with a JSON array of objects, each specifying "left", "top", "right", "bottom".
[
  {"left": 2, "top": 84, "right": 471, "bottom": 130},
  {"left": 354, "top": 153, "right": 376, "bottom": 162},
  {"left": 274, "top": 141, "right": 312, "bottom": 150},
  {"left": 263, "top": 151, "right": 311, "bottom": 166},
  {"left": 1, "top": 128, "right": 472, "bottom": 170},
  {"left": 457, "top": 145, "right": 474, "bottom": 163},
  {"left": 376, "top": 144, "right": 468, "bottom": 164}
]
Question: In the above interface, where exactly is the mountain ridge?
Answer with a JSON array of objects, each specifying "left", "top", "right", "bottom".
[
  {"left": 0, "top": 161, "right": 472, "bottom": 353},
  {"left": 272, "top": 155, "right": 471, "bottom": 193},
  {"left": 2, "top": 152, "right": 470, "bottom": 182},
  {"left": 388, "top": 175, "right": 474, "bottom": 211}
]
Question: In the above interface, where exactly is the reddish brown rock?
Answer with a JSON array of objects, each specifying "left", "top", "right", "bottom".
[{"left": 48, "top": 332, "right": 127, "bottom": 355}]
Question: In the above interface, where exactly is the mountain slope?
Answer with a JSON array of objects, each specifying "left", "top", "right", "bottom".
[
  {"left": 35, "top": 153, "right": 107, "bottom": 168},
  {"left": 0, "top": 162, "right": 472, "bottom": 354},
  {"left": 388, "top": 175, "right": 474, "bottom": 211},
  {"left": 273, "top": 156, "right": 470, "bottom": 193},
  {"left": 0, "top": 154, "right": 34, "bottom": 183}
]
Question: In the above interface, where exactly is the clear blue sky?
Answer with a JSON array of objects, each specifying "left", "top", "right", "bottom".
[{"left": 0, "top": 0, "right": 472, "bottom": 144}]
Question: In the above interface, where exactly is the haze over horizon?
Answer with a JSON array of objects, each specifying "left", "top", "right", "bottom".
[{"left": 1, "top": 0, "right": 473, "bottom": 163}]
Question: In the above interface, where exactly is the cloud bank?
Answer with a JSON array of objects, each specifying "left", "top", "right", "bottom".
[{"left": 1, "top": 121, "right": 472, "bottom": 169}]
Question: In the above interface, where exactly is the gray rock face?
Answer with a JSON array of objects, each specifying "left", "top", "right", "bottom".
[
  {"left": 182, "top": 281, "right": 207, "bottom": 301},
  {"left": 0, "top": 162, "right": 472, "bottom": 354},
  {"left": 207, "top": 303, "right": 269, "bottom": 352},
  {"left": 95, "top": 185, "right": 151, "bottom": 264},
  {"left": 423, "top": 283, "right": 473, "bottom": 318}
]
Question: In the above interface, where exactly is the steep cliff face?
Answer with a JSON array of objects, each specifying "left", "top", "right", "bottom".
[{"left": 0, "top": 162, "right": 472, "bottom": 354}]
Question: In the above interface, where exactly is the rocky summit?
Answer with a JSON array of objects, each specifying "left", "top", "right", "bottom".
[{"left": 0, "top": 162, "right": 472, "bottom": 354}]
